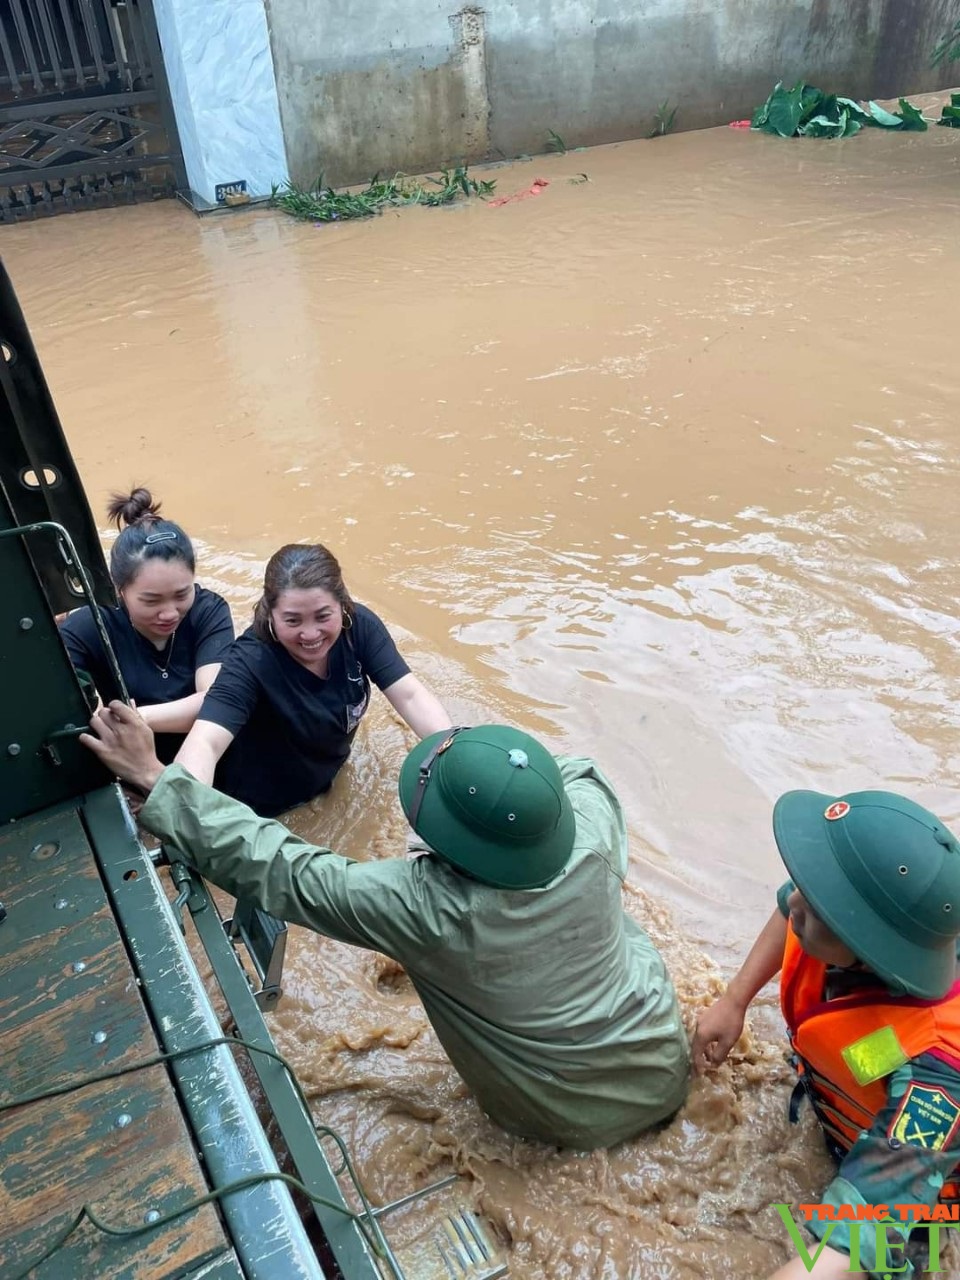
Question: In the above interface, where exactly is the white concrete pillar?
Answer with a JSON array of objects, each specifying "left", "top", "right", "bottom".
[{"left": 151, "top": 0, "right": 289, "bottom": 208}]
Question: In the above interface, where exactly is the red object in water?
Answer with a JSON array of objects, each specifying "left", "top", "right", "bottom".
[
  {"left": 488, "top": 178, "right": 550, "bottom": 207},
  {"left": 729, "top": 119, "right": 752, "bottom": 129}
]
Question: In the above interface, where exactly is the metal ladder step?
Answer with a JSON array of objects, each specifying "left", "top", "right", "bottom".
[{"left": 390, "top": 1205, "right": 509, "bottom": 1280}]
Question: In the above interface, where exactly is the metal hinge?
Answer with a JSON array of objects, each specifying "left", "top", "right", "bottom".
[{"left": 223, "top": 898, "right": 287, "bottom": 1011}]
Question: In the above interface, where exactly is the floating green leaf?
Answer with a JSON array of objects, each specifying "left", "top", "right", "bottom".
[
  {"left": 836, "top": 97, "right": 870, "bottom": 121},
  {"left": 755, "top": 81, "right": 807, "bottom": 136},
  {"left": 894, "top": 98, "right": 928, "bottom": 131},
  {"left": 841, "top": 112, "right": 863, "bottom": 138},
  {"left": 799, "top": 110, "right": 861, "bottom": 139},
  {"left": 938, "top": 93, "right": 960, "bottom": 128},
  {"left": 865, "top": 101, "right": 903, "bottom": 128},
  {"left": 799, "top": 83, "right": 826, "bottom": 122},
  {"left": 798, "top": 114, "right": 843, "bottom": 138}
]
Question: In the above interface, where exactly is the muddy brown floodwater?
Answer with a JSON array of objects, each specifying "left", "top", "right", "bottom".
[{"left": 6, "top": 96, "right": 960, "bottom": 1277}]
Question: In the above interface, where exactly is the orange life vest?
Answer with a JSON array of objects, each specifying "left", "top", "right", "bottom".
[{"left": 780, "top": 926, "right": 960, "bottom": 1201}]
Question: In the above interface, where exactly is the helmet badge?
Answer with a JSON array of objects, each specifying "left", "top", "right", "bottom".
[{"left": 825, "top": 800, "right": 851, "bottom": 821}]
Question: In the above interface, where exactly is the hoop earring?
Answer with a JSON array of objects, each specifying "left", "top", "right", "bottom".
[
  {"left": 268, "top": 616, "right": 278, "bottom": 642},
  {"left": 341, "top": 610, "right": 353, "bottom": 632}
]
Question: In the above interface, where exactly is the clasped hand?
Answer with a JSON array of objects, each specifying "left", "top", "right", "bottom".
[{"left": 80, "top": 700, "right": 164, "bottom": 795}]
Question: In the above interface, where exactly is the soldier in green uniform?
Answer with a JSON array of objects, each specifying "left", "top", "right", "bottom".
[
  {"left": 83, "top": 702, "right": 689, "bottom": 1150},
  {"left": 693, "top": 790, "right": 960, "bottom": 1279}
]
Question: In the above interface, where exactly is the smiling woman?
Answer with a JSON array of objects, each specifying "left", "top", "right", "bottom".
[
  {"left": 175, "top": 543, "right": 453, "bottom": 817},
  {"left": 58, "top": 487, "right": 235, "bottom": 762}
]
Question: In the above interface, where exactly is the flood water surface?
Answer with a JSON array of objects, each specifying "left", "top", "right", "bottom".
[{"left": 6, "top": 106, "right": 960, "bottom": 1276}]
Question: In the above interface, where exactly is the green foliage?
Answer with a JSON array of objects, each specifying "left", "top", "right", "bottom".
[
  {"left": 752, "top": 81, "right": 801, "bottom": 135},
  {"left": 932, "top": 20, "right": 960, "bottom": 66},
  {"left": 862, "top": 100, "right": 902, "bottom": 128},
  {"left": 752, "top": 82, "right": 928, "bottom": 138},
  {"left": 891, "top": 98, "right": 928, "bottom": 131},
  {"left": 649, "top": 100, "right": 678, "bottom": 138},
  {"left": 421, "top": 165, "right": 496, "bottom": 206},
  {"left": 546, "top": 129, "right": 568, "bottom": 154},
  {"left": 269, "top": 173, "right": 391, "bottom": 221},
  {"left": 938, "top": 92, "right": 960, "bottom": 129},
  {"left": 271, "top": 165, "right": 496, "bottom": 222}
]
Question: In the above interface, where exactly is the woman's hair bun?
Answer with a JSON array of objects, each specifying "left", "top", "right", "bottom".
[{"left": 106, "top": 486, "right": 162, "bottom": 531}]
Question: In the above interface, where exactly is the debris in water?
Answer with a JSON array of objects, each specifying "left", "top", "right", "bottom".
[
  {"left": 487, "top": 178, "right": 549, "bottom": 207},
  {"left": 938, "top": 92, "right": 960, "bottom": 128},
  {"left": 751, "top": 81, "right": 928, "bottom": 138}
]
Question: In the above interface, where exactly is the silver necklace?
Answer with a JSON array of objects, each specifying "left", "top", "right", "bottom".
[{"left": 154, "top": 630, "right": 176, "bottom": 679}]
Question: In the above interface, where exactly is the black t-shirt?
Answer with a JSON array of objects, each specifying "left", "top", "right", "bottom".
[
  {"left": 199, "top": 603, "right": 410, "bottom": 817},
  {"left": 59, "top": 586, "right": 235, "bottom": 763}
]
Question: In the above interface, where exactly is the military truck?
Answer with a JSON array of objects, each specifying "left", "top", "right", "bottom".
[{"left": 0, "top": 259, "right": 506, "bottom": 1280}]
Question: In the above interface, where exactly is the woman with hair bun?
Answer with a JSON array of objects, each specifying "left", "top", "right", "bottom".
[
  {"left": 175, "top": 542, "right": 452, "bottom": 818},
  {"left": 59, "top": 487, "right": 234, "bottom": 762}
]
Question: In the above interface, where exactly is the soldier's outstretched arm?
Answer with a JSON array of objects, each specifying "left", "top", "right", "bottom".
[
  {"left": 80, "top": 701, "right": 420, "bottom": 954},
  {"left": 692, "top": 907, "right": 787, "bottom": 1073}
]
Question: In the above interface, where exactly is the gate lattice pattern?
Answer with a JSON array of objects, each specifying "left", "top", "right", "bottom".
[{"left": 0, "top": 0, "right": 185, "bottom": 220}]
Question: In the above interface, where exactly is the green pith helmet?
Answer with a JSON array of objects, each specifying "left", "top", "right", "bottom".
[
  {"left": 398, "top": 725, "right": 576, "bottom": 890},
  {"left": 773, "top": 789, "right": 960, "bottom": 998}
]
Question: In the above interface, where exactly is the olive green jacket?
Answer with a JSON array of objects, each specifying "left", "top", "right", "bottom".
[{"left": 142, "top": 758, "right": 689, "bottom": 1148}]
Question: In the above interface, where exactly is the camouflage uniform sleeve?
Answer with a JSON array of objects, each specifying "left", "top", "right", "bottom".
[{"left": 806, "top": 1053, "right": 960, "bottom": 1277}]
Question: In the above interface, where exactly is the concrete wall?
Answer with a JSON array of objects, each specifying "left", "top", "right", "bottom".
[{"left": 263, "top": 0, "right": 959, "bottom": 188}]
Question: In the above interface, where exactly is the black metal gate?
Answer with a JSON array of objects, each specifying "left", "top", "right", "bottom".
[{"left": 0, "top": 0, "right": 187, "bottom": 220}]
